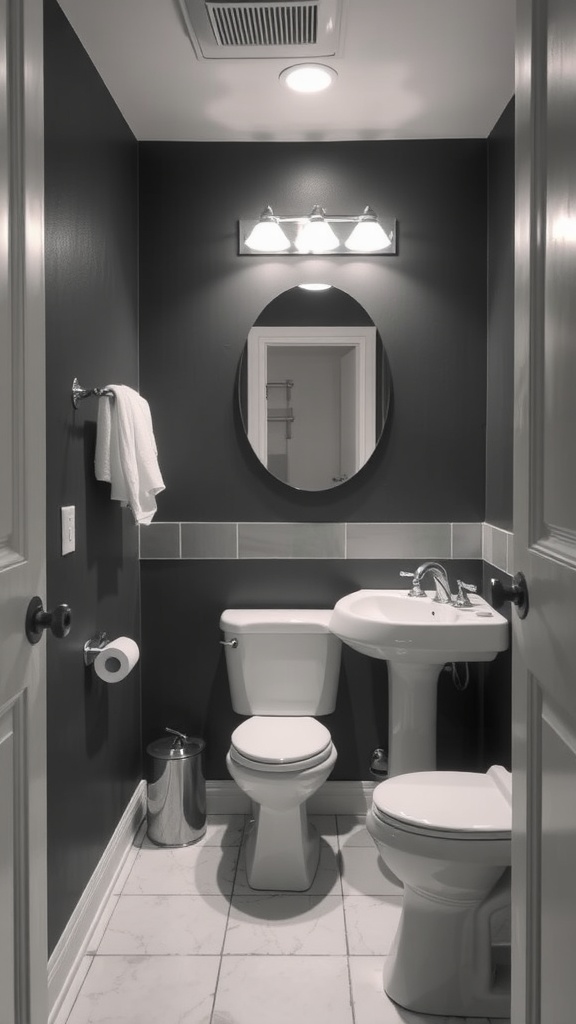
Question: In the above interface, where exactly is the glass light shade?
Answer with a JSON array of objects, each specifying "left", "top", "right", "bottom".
[
  {"left": 245, "top": 211, "right": 290, "bottom": 252},
  {"left": 296, "top": 208, "right": 340, "bottom": 253},
  {"left": 280, "top": 64, "right": 336, "bottom": 93},
  {"left": 345, "top": 210, "right": 392, "bottom": 252}
]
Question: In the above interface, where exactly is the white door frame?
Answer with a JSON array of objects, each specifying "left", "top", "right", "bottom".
[{"left": 246, "top": 326, "right": 376, "bottom": 472}]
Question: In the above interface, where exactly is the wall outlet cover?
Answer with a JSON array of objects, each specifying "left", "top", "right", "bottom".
[{"left": 61, "top": 505, "right": 75, "bottom": 555}]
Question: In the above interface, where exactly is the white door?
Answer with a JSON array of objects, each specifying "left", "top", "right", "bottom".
[
  {"left": 0, "top": 0, "right": 47, "bottom": 1021},
  {"left": 512, "top": 0, "right": 576, "bottom": 1020}
]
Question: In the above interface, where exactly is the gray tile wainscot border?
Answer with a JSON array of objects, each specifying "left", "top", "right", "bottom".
[
  {"left": 482, "top": 522, "right": 514, "bottom": 575},
  {"left": 139, "top": 522, "right": 513, "bottom": 572}
]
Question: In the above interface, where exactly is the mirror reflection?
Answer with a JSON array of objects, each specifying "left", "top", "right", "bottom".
[{"left": 239, "top": 285, "right": 390, "bottom": 491}]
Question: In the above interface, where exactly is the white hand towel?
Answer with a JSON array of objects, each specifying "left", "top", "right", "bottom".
[{"left": 95, "top": 384, "right": 165, "bottom": 524}]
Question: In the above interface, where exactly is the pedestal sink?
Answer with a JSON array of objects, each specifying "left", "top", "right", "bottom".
[{"left": 329, "top": 589, "right": 509, "bottom": 777}]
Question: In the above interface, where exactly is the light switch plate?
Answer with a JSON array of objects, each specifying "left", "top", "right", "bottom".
[{"left": 61, "top": 505, "right": 75, "bottom": 555}]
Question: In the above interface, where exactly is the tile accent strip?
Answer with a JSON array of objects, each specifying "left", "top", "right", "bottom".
[
  {"left": 482, "top": 522, "right": 514, "bottom": 575},
  {"left": 346, "top": 522, "right": 451, "bottom": 559},
  {"left": 139, "top": 521, "right": 514, "bottom": 563},
  {"left": 238, "top": 522, "right": 345, "bottom": 559}
]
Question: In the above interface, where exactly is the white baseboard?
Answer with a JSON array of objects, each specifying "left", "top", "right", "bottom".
[
  {"left": 48, "top": 781, "right": 147, "bottom": 1023},
  {"left": 206, "top": 779, "right": 376, "bottom": 815}
]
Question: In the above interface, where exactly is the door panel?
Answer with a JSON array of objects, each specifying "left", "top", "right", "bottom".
[
  {"left": 514, "top": 0, "right": 576, "bottom": 1020},
  {"left": 540, "top": 715, "right": 576, "bottom": 1022},
  {"left": 0, "top": 0, "right": 46, "bottom": 1021},
  {"left": 0, "top": 708, "right": 17, "bottom": 1024}
]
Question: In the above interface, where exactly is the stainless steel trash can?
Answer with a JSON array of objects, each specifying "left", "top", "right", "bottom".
[{"left": 146, "top": 728, "right": 206, "bottom": 846}]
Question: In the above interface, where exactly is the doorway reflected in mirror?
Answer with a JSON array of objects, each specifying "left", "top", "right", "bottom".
[{"left": 238, "top": 285, "right": 390, "bottom": 491}]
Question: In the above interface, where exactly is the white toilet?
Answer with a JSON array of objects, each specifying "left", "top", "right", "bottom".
[
  {"left": 220, "top": 609, "right": 341, "bottom": 891},
  {"left": 367, "top": 765, "right": 512, "bottom": 1019}
]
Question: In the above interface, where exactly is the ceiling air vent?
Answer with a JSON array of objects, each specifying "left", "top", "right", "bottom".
[{"left": 179, "top": 0, "right": 342, "bottom": 59}]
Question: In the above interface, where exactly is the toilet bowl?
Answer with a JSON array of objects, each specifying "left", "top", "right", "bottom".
[
  {"left": 367, "top": 765, "right": 512, "bottom": 1019},
  {"left": 220, "top": 609, "right": 341, "bottom": 891}
]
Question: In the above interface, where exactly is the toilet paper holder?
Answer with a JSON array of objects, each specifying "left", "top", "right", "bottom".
[{"left": 84, "top": 632, "right": 110, "bottom": 666}]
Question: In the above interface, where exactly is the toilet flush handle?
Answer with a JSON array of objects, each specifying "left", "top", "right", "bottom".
[{"left": 219, "top": 638, "right": 238, "bottom": 648}]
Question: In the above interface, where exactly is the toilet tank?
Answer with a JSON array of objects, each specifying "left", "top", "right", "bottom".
[{"left": 220, "top": 609, "right": 341, "bottom": 716}]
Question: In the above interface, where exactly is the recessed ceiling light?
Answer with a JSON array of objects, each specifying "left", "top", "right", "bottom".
[{"left": 280, "top": 64, "right": 337, "bottom": 94}]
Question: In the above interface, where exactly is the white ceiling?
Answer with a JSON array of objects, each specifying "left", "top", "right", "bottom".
[{"left": 57, "top": 0, "right": 516, "bottom": 143}]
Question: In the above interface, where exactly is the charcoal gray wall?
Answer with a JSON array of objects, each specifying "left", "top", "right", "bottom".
[
  {"left": 44, "top": 0, "right": 140, "bottom": 954},
  {"left": 140, "top": 558, "right": 486, "bottom": 783},
  {"left": 138, "top": 139, "right": 493, "bottom": 780},
  {"left": 139, "top": 140, "right": 488, "bottom": 522},
  {"left": 486, "top": 98, "right": 515, "bottom": 530}
]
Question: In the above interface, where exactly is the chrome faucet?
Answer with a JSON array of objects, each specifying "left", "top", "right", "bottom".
[{"left": 400, "top": 561, "right": 453, "bottom": 603}]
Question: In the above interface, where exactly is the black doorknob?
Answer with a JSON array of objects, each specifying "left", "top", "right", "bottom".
[
  {"left": 25, "top": 596, "right": 72, "bottom": 645},
  {"left": 490, "top": 572, "right": 529, "bottom": 620}
]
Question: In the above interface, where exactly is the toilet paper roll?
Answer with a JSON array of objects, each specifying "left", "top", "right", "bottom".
[{"left": 93, "top": 636, "right": 140, "bottom": 683}]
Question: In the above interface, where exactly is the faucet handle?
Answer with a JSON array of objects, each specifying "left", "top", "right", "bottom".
[
  {"left": 455, "top": 580, "right": 478, "bottom": 607},
  {"left": 399, "top": 571, "right": 425, "bottom": 597}
]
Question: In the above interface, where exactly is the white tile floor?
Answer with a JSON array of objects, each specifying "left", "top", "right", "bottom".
[{"left": 55, "top": 814, "right": 510, "bottom": 1024}]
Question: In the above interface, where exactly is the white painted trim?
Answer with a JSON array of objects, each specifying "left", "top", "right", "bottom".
[
  {"left": 206, "top": 780, "right": 251, "bottom": 813},
  {"left": 308, "top": 780, "right": 377, "bottom": 814},
  {"left": 47, "top": 781, "right": 147, "bottom": 1023},
  {"left": 206, "top": 779, "right": 376, "bottom": 816}
]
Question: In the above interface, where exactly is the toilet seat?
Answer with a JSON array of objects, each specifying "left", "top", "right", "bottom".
[
  {"left": 372, "top": 767, "right": 511, "bottom": 841},
  {"left": 229, "top": 716, "right": 333, "bottom": 773}
]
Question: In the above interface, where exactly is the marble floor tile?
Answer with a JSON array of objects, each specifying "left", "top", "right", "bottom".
[
  {"left": 212, "top": 955, "right": 354, "bottom": 1024},
  {"left": 344, "top": 895, "right": 403, "bottom": 955},
  {"left": 224, "top": 894, "right": 346, "bottom": 955},
  {"left": 336, "top": 814, "right": 374, "bottom": 847},
  {"left": 203, "top": 813, "right": 246, "bottom": 847},
  {"left": 348, "top": 956, "right": 444, "bottom": 1024},
  {"left": 55, "top": 819, "right": 507, "bottom": 1024},
  {"left": 64, "top": 955, "right": 220, "bottom": 1024},
  {"left": 97, "top": 894, "right": 230, "bottom": 955},
  {"left": 309, "top": 814, "right": 339, "bottom": 850},
  {"left": 340, "top": 846, "right": 403, "bottom": 896},
  {"left": 233, "top": 838, "right": 341, "bottom": 896},
  {"left": 122, "top": 843, "right": 239, "bottom": 895}
]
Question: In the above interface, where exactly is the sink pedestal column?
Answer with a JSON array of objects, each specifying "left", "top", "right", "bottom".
[{"left": 387, "top": 662, "right": 441, "bottom": 777}]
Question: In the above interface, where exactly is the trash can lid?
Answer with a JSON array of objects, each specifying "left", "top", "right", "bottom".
[{"left": 147, "top": 728, "right": 205, "bottom": 760}]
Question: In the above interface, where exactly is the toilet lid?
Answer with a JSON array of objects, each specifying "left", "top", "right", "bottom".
[
  {"left": 230, "top": 716, "right": 332, "bottom": 765},
  {"left": 372, "top": 768, "right": 512, "bottom": 835}
]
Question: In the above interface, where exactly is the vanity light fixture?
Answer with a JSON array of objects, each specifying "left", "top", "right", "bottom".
[
  {"left": 295, "top": 205, "right": 340, "bottom": 253},
  {"left": 280, "top": 63, "right": 337, "bottom": 93},
  {"left": 243, "top": 206, "right": 291, "bottom": 252},
  {"left": 240, "top": 206, "right": 397, "bottom": 256},
  {"left": 345, "top": 206, "right": 393, "bottom": 252}
]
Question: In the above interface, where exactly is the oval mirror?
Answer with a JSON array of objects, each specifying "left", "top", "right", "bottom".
[{"left": 238, "top": 285, "right": 390, "bottom": 491}]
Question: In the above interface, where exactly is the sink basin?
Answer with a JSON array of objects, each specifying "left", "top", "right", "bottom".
[
  {"left": 329, "top": 588, "right": 509, "bottom": 664},
  {"left": 329, "top": 588, "right": 510, "bottom": 777}
]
